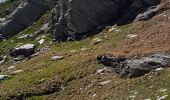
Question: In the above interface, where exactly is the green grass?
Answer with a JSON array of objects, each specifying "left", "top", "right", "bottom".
[
  {"left": 1, "top": 1, "right": 170, "bottom": 99},
  {"left": 0, "top": 13, "right": 131, "bottom": 96},
  {"left": 0, "top": 22, "right": 136, "bottom": 99}
]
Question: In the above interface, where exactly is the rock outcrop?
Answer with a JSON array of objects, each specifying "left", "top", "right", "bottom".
[
  {"left": 97, "top": 54, "right": 170, "bottom": 78},
  {"left": 0, "top": 75, "right": 10, "bottom": 81},
  {"left": 0, "top": 0, "right": 47, "bottom": 38},
  {"left": 50, "top": 0, "right": 160, "bottom": 41},
  {"left": 10, "top": 44, "right": 36, "bottom": 57}
]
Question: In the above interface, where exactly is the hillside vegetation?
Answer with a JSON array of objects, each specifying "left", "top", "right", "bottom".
[{"left": 0, "top": 0, "right": 170, "bottom": 100}]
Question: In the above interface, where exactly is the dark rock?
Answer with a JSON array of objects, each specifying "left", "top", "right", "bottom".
[
  {"left": 144, "top": 0, "right": 160, "bottom": 6},
  {"left": 50, "top": 0, "right": 160, "bottom": 41},
  {"left": 97, "top": 53, "right": 170, "bottom": 78},
  {"left": 10, "top": 44, "right": 36, "bottom": 57},
  {"left": 46, "top": 0, "right": 59, "bottom": 9},
  {"left": 97, "top": 55, "right": 127, "bottom": 66},
  {"left": 0, "top": 34, "right": 6, "bottom": 40},
  {"left": 0, "top": 0, "right": 47, "bottom": 38},
  {"left": 13, "top": 56, "right": 25, "bottom": 62},
  {"left": 120, "top": 67, "right": 151, "bottom": 78},
  {"left": 135, "top": 5, "right": 160, "bottom": 21},
  {"left": 0, "top": 55, "right": 3, "bottom": 61}
]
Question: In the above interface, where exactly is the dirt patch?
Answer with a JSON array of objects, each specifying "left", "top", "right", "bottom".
[{"left": 114, "top": 2, "right": 170, "bottom": 56}]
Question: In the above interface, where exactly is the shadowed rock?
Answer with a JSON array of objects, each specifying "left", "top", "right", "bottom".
[
  {"left": 50, "top": 0, "right": 160, "bottom": 41},
  {"left": 0, "top": 0, "right": 47, "bottom": 38},
  {"left": 10, "top": 44, "right": 36, "bottom": 57},
  {"left": 97, "top": 54, "right": 170, "bottom": 78}
]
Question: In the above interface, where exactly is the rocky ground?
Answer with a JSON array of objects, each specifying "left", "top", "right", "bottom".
[{"left": 0, "top": 0, "right": 170, "bottom": 100}]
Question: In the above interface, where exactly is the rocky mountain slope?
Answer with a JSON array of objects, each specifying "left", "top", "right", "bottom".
[{"left": 0, "top": 0, "right": 170, "bottom": 100}]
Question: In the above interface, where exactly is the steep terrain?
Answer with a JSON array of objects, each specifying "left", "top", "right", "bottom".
[
  {"left": 0, "top": 0, "right": 170, "bottom": 100},
  {"left": 115, "top": 1, "right": 170, "bottom": 56}
]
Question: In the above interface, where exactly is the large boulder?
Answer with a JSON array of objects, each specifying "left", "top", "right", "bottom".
[
  {"left": 50, "top": 0, "right": 131, "bottom": 40},
  {"left": 10, "top": 44, "right": 36, "bottom": 57},
  {"left": 97, "top": 54, "right": 170, "bottom": 78},
  {"left": 50, "top": 0, "right": 160, "bottom": 41},
  {"left": 0, "top": 0, "right": 47, "bottom": 38}
]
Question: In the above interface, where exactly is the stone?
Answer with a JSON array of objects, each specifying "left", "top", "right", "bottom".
[
  {"left": 0, "top": 18, "right": 6, "bottom": 22},
  {"left": 12, "top": 69, "right": 23, "bottom": 75},
  {"left": 0, "top": 34, "right": 6, "bottom": 40},
  {"left": 92, "top": 93, "right": 97, "bottom": 97},
  {"left": 97, "top": 53, "right": 170, "bottom": 78},
  {"left": 0, "top": 75, "right": 10, "bottom": 81},
  {"left": 51, "top": 55, "right": 64, "bottom": 61},
  {"left": 93, "top": 38, "right": 103, "bottom": 45},
  {"left": 129, "top": 95, "right": 136, "bottom": 99},
  {"left": 17, "top": 34, "right": 29, "bottom": 39},
  {"left": 30, "top": 52, "right": 40, "bottom": 57},
  {"left": 13, "top": 56, "right": 25, "bottom": 62},
  {"left": 38, "top": 39, "right": 45, "bottom": 45},
  {"left": 157, "top": 95, "right": 168, "bottom": 100},
  {"left": 135, "top": 5, "right": 161, "bottom": 21},
  {"left": 159, "top": 89, "right": 167, "bottom": 92},
  {"left": 155, "top": 68, "right": 163, "bottom": 71},
  {"left": 0, "top": 0, "right": 47, "bottom": 38},
  {"left": 10, "top": 44, "right": 36, "bottom": 57},
  {"left": 7, "top": 66, "right": 16, "bottom": 70},
  {"left": 127, "top": 34, "right": 137, "bottom": 38},
  {"left": 97, "top": 55, "right": 127, "bottom": 66},
  {"left": 50, "top": 0, "right": 160, "bottom": 41},
  {"left": 70, "top": 50, "right": 77, "bottom": 53},
  {"left": 0, "top": 59, "right": 5, "bottom": 64},
  {"left": 46, "top": 0, "right": 58, "bottom": 9},
  {"left": 144, "top": 99, "right": 151, "bottom": 100},
  {"left": 99, "top": 80, "right": 111, "bottom": 85},
  {"left": 108, "top": 27, "right": 117, "bottom": 32},
  {"left": 0, "top": 55, "right": 6, "bottom": 64},
  {"left": 96, "top": 67, "right": 112, "bottom": 75},
  {"left": 80, "top": 48, "right": 90, "bottom": 51}
]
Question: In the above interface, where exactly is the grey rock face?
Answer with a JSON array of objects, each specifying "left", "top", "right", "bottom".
[
  {"left": 0, "top": 0, "right": 47, "bottom": 38},
  {"left": 135, "top": 4, "right": 161, "bottom": 21},
  {"left": 0, "top": 34, "right": 5, "bottom": 40},
  {"left": 51, "top": 0, "right": 160, "bottom": 41},
  {"left": 97, "top": 53, "right": 170, "bottom": 78},
  {"left": 46, "top": 0, "right": 59, "bottom": 9},
  {"left": 51, "top": 0, "right": 130, "bottom": 40},
  {"left": 10, "top": 44, "right": 36, "bottom": 57}
]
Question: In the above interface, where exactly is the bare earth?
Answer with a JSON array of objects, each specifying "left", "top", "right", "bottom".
[{"left": 115, "top": 2, "right": 170, "bottom": 57}]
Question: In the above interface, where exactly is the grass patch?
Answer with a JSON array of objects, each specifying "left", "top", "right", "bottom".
[{"left": 0, "top": 23, "right": 131, "bottom": 99}]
